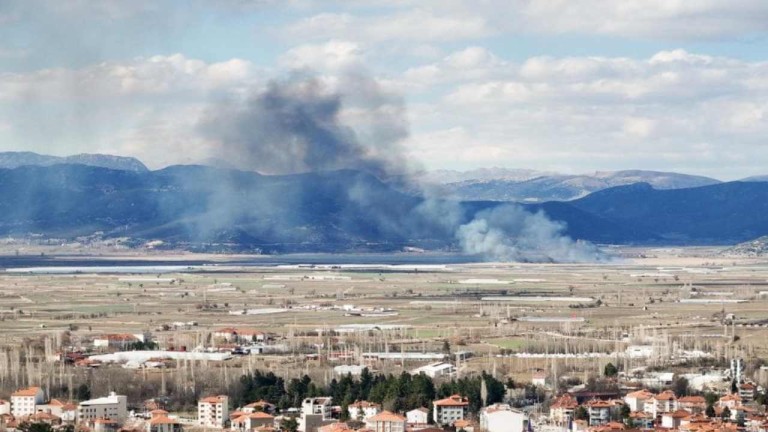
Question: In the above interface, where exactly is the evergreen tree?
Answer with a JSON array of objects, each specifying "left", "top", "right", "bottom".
[{"left": 705, "top": 404, "right": 715, "bottom": 418}]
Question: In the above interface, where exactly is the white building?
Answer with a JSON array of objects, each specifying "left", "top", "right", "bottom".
[
  {"left": 624, "top": 390, "right": 654, "bottom": 413},
  {"left": 93, "top": 334, "right": 144, "bottom": 350},
  {"left": 532, "top": 371, "right": 548, "bottom": 387},
  {"left": 11, "top": 387, "right": 45, "bottom": 417},
  {"left": 302, "top": 397, "right": 332, "bottom": 420},
  {"left": 480, "top": 404, "right": 528, "bottom": 432},
  {"left": 411, "top": 362, "right": 456, "bottom": 379},
  {"left": 433, "top": 395, "right": 468, "bottom": 426},
  {"left": 644, "top": 391, "right": 677, "bottom": 417},
  {"left": 368, "top": 411, "right": 406, "bottom": 432},
  {"left": 199, "top": 395, "right": 229, "bottom": 428},
  {"left": 78, "top": 392, "right": 128, "bottom": 424},
  {"left": 37, "top": 399, "right": 77, "bottom": 422},
  {"left": 347, "top": 401, "right": 381, "bottom": 424},
  {"left": 148, "top": 412, "right": 183, "bottom": 432},
  {"left": 406, "top": 408, "right": 430, "bottom": 426},
  {"left": 0, "top": 399, "right": 10, "bottom": 416}
]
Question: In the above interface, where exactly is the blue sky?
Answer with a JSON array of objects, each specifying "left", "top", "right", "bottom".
[{"left": 1, "top": 0, "right": 768, "bottom": 179}]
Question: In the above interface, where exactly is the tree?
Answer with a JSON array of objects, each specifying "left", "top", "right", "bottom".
[
  {"left": 672, "top": 377, "right": 689, "bottom": 397},
  {"left": 603, "top": 363, "right": 618, "bottom": 377},
  {"left": 574, "top": 406, "right": 588, "bottom": 420},
  {"left": 76, "top": 383, "right": 91, "bottom": 401},
  {"left": 282, "top": 417, "right": 299, "bottom": 432},
  {"left": 620, "top": 404, "right": 631, "bottom": 420},
  {"left": 736, "top": 411, "right": 745, "bottom": 427},
  {"left": 442, "top": 340, "right": 451, "bottom": 354},
  {"left": 721, "top": 406, "right": 731, "bottom": 421},
  {"left": 18, "top": 423, "right": 54, "bottom": 432},
  {"left": 705, "top": 404, "right": 715, "bottom": 418}
]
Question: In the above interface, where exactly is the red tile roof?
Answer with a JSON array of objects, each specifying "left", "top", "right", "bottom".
[{"left": 434, "top": 395, "right": 469, "bottom": 407}]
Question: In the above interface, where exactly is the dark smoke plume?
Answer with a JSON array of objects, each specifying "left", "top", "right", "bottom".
[
  {"left": 196, "top": 69, "right": 604, "bottom": 262},
  {"left": 199, "top": 71, "right": 409, "bottom": 178}
]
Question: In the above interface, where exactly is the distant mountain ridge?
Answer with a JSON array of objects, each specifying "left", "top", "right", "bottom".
[
  {"left": 0, "top": 151, "right": 148, "bottom": 172},
  {"left": 0, "top": 163, "right": 766, "bottom": 250},
  {"left": 430, "top": 169, "right": 723, "bottom": 202}
]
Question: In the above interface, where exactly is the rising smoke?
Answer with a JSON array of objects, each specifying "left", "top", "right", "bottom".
[{"left": 198, "top": 69, "right": 604, "bottom": 262}]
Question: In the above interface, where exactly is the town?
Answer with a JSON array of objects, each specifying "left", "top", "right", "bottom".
[{"left": 1, "top": 248, "right": 768, "bottom": 432}]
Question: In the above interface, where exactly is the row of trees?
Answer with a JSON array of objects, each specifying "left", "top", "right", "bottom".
[{"left": 231, "top": 369, "right": 509, "bottom": 415}]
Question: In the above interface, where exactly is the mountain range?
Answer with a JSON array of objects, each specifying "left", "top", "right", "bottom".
[
  {"left": 1, "top": 152, "right": 768, "bottom": 252},
  {"left": 424, "top": 168, "right": 722, "bottom": 202},
  {"left": 0, "top": 151, "right": 148, "bottom": 172}
]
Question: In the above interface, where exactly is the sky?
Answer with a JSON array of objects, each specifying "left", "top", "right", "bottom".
[{"left": 1, "top": 0, "right": 768, "bottom": 180}]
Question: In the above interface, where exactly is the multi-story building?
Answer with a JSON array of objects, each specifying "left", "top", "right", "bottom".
[
  {"left": 78, "top": 392, "right": 128, "bottom": 424},
  {"left": 230, "top": 412, "right": 274, "bottom": 431},
  {"left": 301, "top": 397, "right": 332, "bottom": 420},
  {"left": 585, "top": 400, "right": 612, "bottom": 426},
  {"left": 11, "top": 387, "right": 45, "bottom": 417},
  {"left": 677, "top": 396, "right": 706, "bottom": 414},
  {"left": 624, "top": 390, "right": 654, "bottom": 413},
  {"left": 406, "top": 408, "right": 430, "bottom": 426},
  {"left": 368, "top": 411, "right": 406, "bottom": 432},
  {"left": 549, "top": 394, "right": 578, "bottom": 426},
  {"left": 480, "top": 404, "right": 528, "bottom": 432},
  {"left": 198, "top": 395, "right": 229, "bottom": 428},
  {"left": 433, "top": 395, "right": 468, "bottom": 426},
  {"left": 738, "top": 383, "right": 757, "bottom": 403},
  {"left": 644, "top": 390, "right": 677, "bottom": 417},
  {"left": 347, "top": 401, "right": 381, "bottom": 424}
]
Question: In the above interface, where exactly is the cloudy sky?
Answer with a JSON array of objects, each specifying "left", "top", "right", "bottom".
[{"left": 1, "top": 0, "right": 768, "bottom": 179}]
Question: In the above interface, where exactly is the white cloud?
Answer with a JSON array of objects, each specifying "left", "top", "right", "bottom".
[
  {"left": 279, "top": 40, "right": 365, "bottom": 71},
  {"left": 283, "top": 0, "right": 768, "bottom": 42},
  {"left": 0, "top": 54, "right": 256, "bottom": 102},
  {"left": 402, "top": 48, "right": 768, "bottom": 179},
  {"left": 284, "top": 9, "right": 490, "bottom": 43}
]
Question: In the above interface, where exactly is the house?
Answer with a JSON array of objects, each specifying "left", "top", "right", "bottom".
[
  {"left": 717, "top": 393, "right": 742, "bottom": 410},
  {"left": 585, "top": 399, "right": 613, "bottom": 426},
  {"left": 677, "top": 396, "right": 707, "bottom": 414},
  {"left": 317, "top": 422, "right": 351, "bottom": 432},
  {"left": 411, "top": 362, "right": 456, "bottom": 379},
  {"left": 214, "top": 328, "right": 268, "bottom": 343},
  {"left": 624, "top": 390, "right": 654, "bottom": 413},
  {"left": 480, "top": 404, "right": 528, "bottom": 432},
  {"left": 368, "top": 411, "right": 406, "bottom": 432},
  {"left": 243, "top": 401, "right": 276, "bottom": 414},
  {"left": 644, "top": 390, "right": 677, "bottom": 417},
  {"left": 406, "top": 408, "right": 430, "bottom": 426},
  {"left": 738, "top": 383, "right": 757, "bottom": 403},
  {"left": 532, "top": 371, "right": 548, "bottom": 387},
  {"left": 550, "top": 394, "right": 579, "bottom": 426},
  {"left": 627, "top": 411, "right": 654, "bottom": 429},
  {"left": 0, "top": 400, "right": 9, "bottom": 416},
  {"left": 199, "top": 395, "right": 229, "bottom": 428},
  {"left": 37, "top": 399, "right": 77, "bottom": 423},
  {"left": 433, "top": 395, "right": 468, "bottom": 426},
  {"left": 453, "top": 419, "right": 475, "bottom": 432},
  {"left": 302, "top": 397, "right": 332, "bottom": 420},
  {"left": 11, "top": 386, "right": 45, "bottom": 417},
  {"left": 78, "top": 392, "right": 128, "bottom": 424},
  {"left": 92, "top": 334, "right": 144, "bottom": 350},
  {"left": 148, "top": 411, "right": 183, "bottom": 432},
  {"left": 347, "top": 401, "right": 381, "bottom": 424},
  {"left": 231, "top": 412, "right": 275, "bottom": 431},
  {"left": 27, "top": 411, "right": 62, "bottom": 426},
  {"left": 87, "top": 418, "right": 119, "bottom": 432},
  {"left": 661, "top": 410, "right": 691, "bottom": 429}
]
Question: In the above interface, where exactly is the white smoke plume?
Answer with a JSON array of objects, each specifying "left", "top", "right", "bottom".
[{"left": 456, "top": 205, "right": 604, "bottom": 262}]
